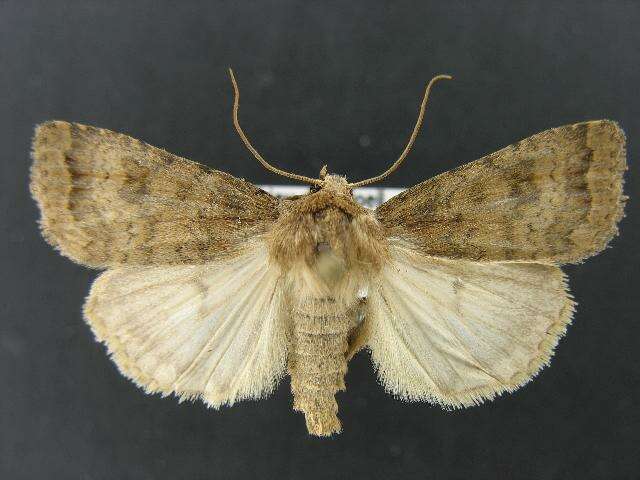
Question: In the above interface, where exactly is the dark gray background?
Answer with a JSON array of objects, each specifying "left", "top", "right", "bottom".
[{"left": 1, "top": 1, "right": 639, "bottom": 479}]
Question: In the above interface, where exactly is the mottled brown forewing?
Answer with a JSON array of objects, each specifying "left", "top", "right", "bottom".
[
  {"left": 30, "top": 121, "right": 280, "bottom": 268},
  {"left": 376, "top": 120, "right": 626, "bottom": 264}
]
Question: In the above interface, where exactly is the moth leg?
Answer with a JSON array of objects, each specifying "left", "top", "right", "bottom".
[{"left": 346, "top": 298, "right": 369, "bottom": 361}]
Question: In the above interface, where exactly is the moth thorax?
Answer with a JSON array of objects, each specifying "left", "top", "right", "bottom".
[
  {"left": 268, "top": 198, "right": 387, "bottom": 306},
  {"left": 315, "top": 242, "right": 347, "bottom": 287}
]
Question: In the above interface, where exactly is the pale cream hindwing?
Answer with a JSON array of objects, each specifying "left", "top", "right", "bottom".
[
  {"left": 367, "top": 240, "right": 575, "bottom": 407},
  {"left": 84, "top": 242, "right": 287, "bottom": 408}
]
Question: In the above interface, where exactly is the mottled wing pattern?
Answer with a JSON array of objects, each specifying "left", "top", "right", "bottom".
[
  {"left": 367, "top": 240, "right": 574, "bottom": 407},
  {"left": 376, "top": 120, "right": 626, "bottom": 263},
  {"left": 85, "top": 242, "right": 287, "bottom": 408},
  {"left": 31, "top": 121, "right": 279, "bottom": 268}
]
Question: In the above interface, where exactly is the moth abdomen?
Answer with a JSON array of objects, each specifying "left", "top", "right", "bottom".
[{"left": 287, "top": 298, "right": 360, "bottom": 436}]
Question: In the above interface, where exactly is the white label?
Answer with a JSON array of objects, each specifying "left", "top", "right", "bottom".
[{"left": 258, "top": 185, "right": 405, "bottom": 209}]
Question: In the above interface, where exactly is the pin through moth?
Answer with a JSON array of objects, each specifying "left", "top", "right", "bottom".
[{"left": 30, "top": 69, "right": 626, "bottom": 436}]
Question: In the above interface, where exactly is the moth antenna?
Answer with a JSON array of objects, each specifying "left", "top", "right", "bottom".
[
  {"left": 348, "top": 74, "right": 452, "bottom": 188},
  {"left": 228, "top": 68, "right": 322, "bottom": 186}
]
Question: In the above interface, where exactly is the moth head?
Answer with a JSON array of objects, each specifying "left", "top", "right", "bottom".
[
  {"left": 309, "top": 168, "right": 352, "bottom": 197},
  {"left": 228, "top": 68, "right": 452, "bottom": 189}
]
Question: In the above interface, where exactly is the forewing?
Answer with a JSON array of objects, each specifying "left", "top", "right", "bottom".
[
  {"left": 366, "top": 240, "right": 574, "bottom": 407},
  {"left": 30, "top": 121, "right": 279, "bottom": 267},
  {"left": 376, "top": 120, "right": 626, "bottom": 264},
  {"left": 84, "top": 242, "right": 287, "bottom": 408}
]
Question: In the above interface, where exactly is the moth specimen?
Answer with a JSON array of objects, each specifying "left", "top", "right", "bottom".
[{"left": 30, "top": 70, "right": 627, "bottom": 436}]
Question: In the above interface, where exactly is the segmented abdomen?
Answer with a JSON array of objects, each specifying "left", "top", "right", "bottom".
[{"left": 288, "top": 298, "right": 358, "bottom": 436}]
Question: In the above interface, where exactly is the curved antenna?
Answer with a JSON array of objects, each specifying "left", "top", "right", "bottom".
[
  {"left": 348, "top": 74, "right": 452, "bottom": 188},
  {"left": 228, "top": 68, "right": 322, "bottom": 186}
]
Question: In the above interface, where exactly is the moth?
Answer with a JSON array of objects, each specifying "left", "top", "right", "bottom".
[{"left": 30, "top": 69, "right": 627, "bottom": 436}]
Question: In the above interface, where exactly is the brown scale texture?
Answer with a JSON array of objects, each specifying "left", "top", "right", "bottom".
[
  {"left": 288, "top": 298, "right": 359, "bottom": 436},
  {"left": 377, "top": 120, "right": 627, "bottom": 264},
  {"left": 30, "top": 121, "right": 279, "bottom": 268}
]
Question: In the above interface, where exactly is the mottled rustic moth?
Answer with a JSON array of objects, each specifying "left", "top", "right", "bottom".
[{"left": 30, "top": 69, "right": 627, "bottom": 436}]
